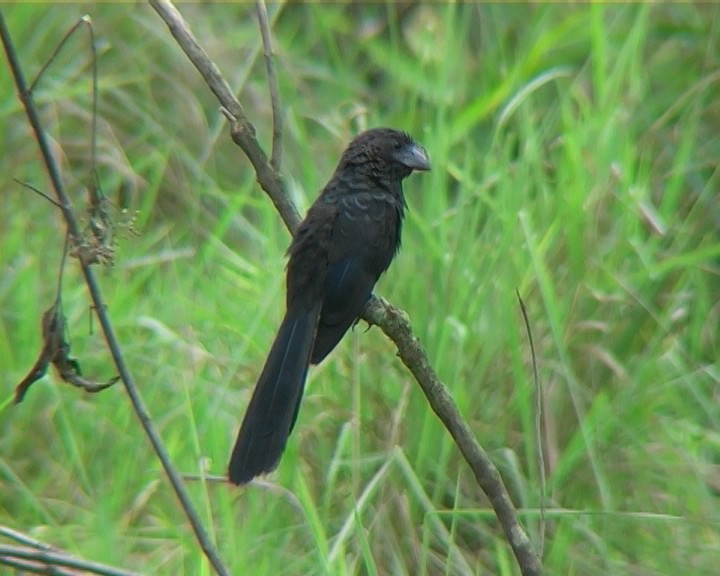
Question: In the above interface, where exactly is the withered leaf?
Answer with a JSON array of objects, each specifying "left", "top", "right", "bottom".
[
  {"left": 15, "top": 301, "right": 119, "bottom": 403},
  {"left": 15, "top": 302, "right": 63, "bottom": 403}
]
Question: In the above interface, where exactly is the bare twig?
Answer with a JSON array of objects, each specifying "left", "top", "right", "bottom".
[
  {"left": 0, "top": 544, "right": 140, "bottom": 576},
  {"left": 76, "top": 15, "right": 112, "bottom": 252},
  {"left": 28, "top": 15, "right": 89, "bottom": 93},
  {"left": 13, "top": 178, "right": 63, "bottom": 207},
  {"left": 1, "top": 525, "right": 140, "bottom": 576},
  {"left": 27, "top": 14, "right": 103, "bottom": 210},
  {"left": 25, "top": 15, "right": 114, "bottom": 265},
  {"left": 517, "top": 288, "right": 545, "bottom": 557},
  {"left": 85, "top": 15, "right": 100, "bottom": 195},
  {"left": 255, "top": 0, "right": 283, "bottom": 171},
  {"left": 0, "top": 526, "right": 56, "bottom": 551},
  {"left": 0, "top": 11, "right": 230, "bottom": 576},
  {"left": 149, "top": 2, "right": 542, "bottom": 574}
]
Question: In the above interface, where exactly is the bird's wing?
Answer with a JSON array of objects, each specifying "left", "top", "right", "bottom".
[{"left": 311, "top": 190, "right": 399, "bottom": 363}]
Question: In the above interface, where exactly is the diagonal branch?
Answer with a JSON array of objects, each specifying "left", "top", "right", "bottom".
[
  {"left": 0, "top": 10, "right": 229, "bottom": 576},
  {"left": 0, "top": 527, "right": 140, "bottom": 576},
  {"left": 149, "top": 2, "right": 542, "bottom": 575},
  {"left": 368, "top": 300, "right": 543, "bottom": 575}
]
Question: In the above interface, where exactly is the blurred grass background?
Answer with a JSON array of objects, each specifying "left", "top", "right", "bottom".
[{"left": 1, "top": 2, "right": 719, "bottom": 575}]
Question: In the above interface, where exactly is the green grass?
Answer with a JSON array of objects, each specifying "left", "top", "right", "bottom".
[{"left": 1, "top": 3, "right": 719, "bottom": 575}]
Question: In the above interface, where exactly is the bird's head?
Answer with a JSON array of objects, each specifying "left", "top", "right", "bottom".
[{"left": 338, "top": 128, "right": 431, "bottom": 181}]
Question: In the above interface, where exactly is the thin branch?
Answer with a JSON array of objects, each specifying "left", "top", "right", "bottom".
[
  {"left": 0, "top": 544, "right": 141, "bottom": 576},
  {"left": 0, "top": 526, "right": 56, "bottom": 551},
  {"left": 86, "top": 15, "right": 100, "bottom": 195},
  {"left": 517, "top": 288, "right": 545, "bottom": 558},
  {"left": 27, "top": 14, "right": 102, "bottom": 203},
  {"left": 255, "top": 0, "right": 283, "bottom": 171},
  {"left": 149, "top": 2, "right": 542, "bottom": 574},
  {"left": 21, "top": 16, "right": 113, "bottom": 268},
  {"left": 0, "top": 527, "right": 141, "bottom": 576},
  {"left": 29, "top": 16, "right": 87, "bottom": 93},
  {"left": 57, "top": 232, "right": 69, "bottom": 299},
  {"left": 0, "top": 555, "right": 76, "bottom": 576},
  {"left": 0, "top": 11, "right": 230, "bottom": 576},
  {"left": 13, "top": 178, "right": 63, "bottom": 207},
  {"left": 77, "top": 15, "right": 112, "bottom": 235}
]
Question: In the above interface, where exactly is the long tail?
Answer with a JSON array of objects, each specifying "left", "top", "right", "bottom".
[{"left": 228, "top": 301, "right": 322, "bottom": 485}]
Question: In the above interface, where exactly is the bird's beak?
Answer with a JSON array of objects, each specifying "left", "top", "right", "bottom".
[{"left": 397, "top": 143, "right": 431, "bottom": 171}]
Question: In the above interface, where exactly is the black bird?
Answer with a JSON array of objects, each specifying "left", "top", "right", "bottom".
[{"left": 228, "top": 128, "right": 430, "bottom": 485}]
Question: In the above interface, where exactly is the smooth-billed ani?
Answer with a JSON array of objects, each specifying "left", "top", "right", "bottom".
[{"left": 229, "top": 128, "right": 430, "bottom": 485}]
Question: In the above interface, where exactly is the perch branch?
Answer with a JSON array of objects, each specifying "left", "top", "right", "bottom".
[{"left": 149, "top": 2, "right": 542, "bottom": 575}]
